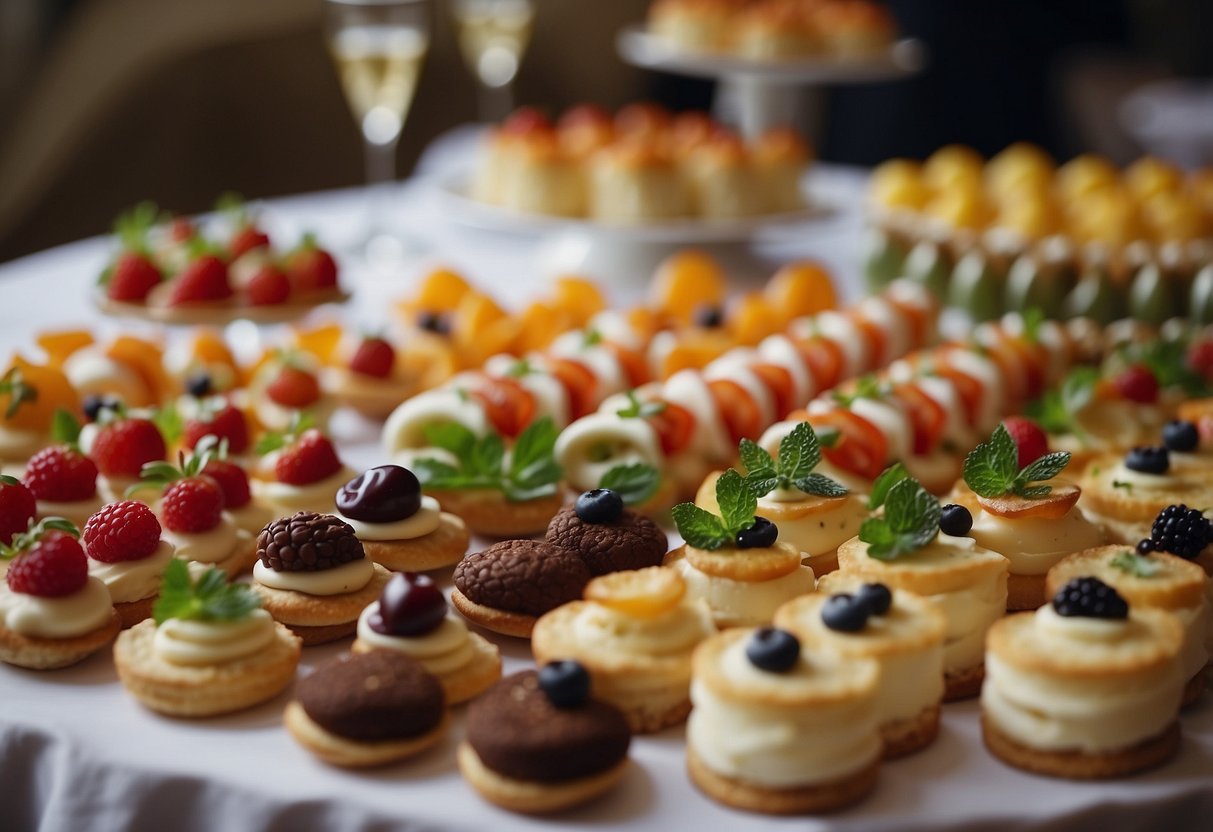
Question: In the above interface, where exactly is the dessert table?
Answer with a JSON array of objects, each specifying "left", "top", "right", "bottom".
[{"left": 2, "top": 143, "right": 1212, "bottom": 832}]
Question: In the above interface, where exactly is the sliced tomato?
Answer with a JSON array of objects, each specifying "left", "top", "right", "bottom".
[
  {"left": 848, "top": 311, "right": 889, "bottom": 368},
  {"left": 996, "top": 333, "right": 1048, "bottom": 399},
  {"left": 929, "top": 361, "right": 984, "bottom": 429},
  {"left": 885, "top": 295, "right": 931, "bottom": 349},
  {"left": 750, "top": 363, "right": 796, "bottom": 419},
  {"left": 605, "top": 342, "right": 651, "bottom": 389},
  {"left": 648, "top": 400, "right": 695, "bottom": 456},
  {"left": 545, "top": 357, "right": 597, "bottom": 420},
  {"left": 471, "top": 376, "right": 536, "bottom": 438},
  {"left": 807, "top": 407, "right": 889, "bottom": 481},
  {"left": 890, "top": 382, "right": 947, "bottom": 454},
  {"left": 708, "top": 379, "right": 765, "bottom": 444},
  {"left": 793, "top": 335, "right": 844, "bottom": 391},
  {"left": 974, "top": 342, "right": 1025, "bottom": 411}
]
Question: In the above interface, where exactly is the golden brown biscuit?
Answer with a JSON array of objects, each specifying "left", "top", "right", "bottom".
[
  {"left": 688, "top": 748, "right": 878, "bottom": 815},
  {"left": 1080, "top": 456, "right": 1209, "bottom": 523},
  {"left": 450, "top": 588, "right": 537, "bottom": 638},
  {"left": 284, "top": 701, "right": 448, "bottom": 768},
  {"left": 681, "top": 542, "right": 802, "bottom": 582},
  {"left": 429, "top": 488, "right": 564, "bottom": 538},
  {"left": 1045, "top": 546, "right": 1207, "bottom": 610},
  {"left": 944, "top": 664, "right": 985, "bottom": 702},
  {"left": 457, "top": 742, "right": 629, "bottom": 814},
  {"left": 0, "top": 610, "right": 121, "bottom": 670},
  {"left": 982, "top": 715, "right": 1180, "bottom": 780},
  {"left": 254, "top": 563, "right": 392, "bottom": 645},
  {"left": 1006, "top": 573, "right": 1048, "bottom": 611},
  {"left": 359, "top": 513, "right": 470, "bottom": 572},
  {"left": 883, "top": 705, "right": 941, "bottom": 759},
  {"left": 114, "top": 596, "right": 157, "bottom": 630}
]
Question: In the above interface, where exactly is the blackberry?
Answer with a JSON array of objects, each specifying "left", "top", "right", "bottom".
[
  {"left": 1052, "top": 577, "right": 1129, "bottom": 620},
  {"left": 1148, "top": 504, "right": 1211, "bottom": 560}
]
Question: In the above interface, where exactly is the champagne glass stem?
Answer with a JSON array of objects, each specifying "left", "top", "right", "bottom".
[
  {"left": 363, "top": 133, "right": 399, "bottom": 235},
  {"left": 477, "top": 80, "right": 513, "bottom": 123}
]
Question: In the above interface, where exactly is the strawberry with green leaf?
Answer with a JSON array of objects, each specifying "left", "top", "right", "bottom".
[
  {"left": 132, "top": 444, "right": 226, "bottom": 534},
  {"left": 100, "top": 202, "right": 164, "bottom": 303}
]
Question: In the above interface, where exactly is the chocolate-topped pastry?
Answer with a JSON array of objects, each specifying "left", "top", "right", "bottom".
[
  {"left": 458, "top": 668, "right": 632, "bottom": 813},
  {"left": 336, "top": 465, "right": 422, "bottom": 523},
  {"left": 451, "top": 540, "right": 590, "bottom": 638},
  {"left": 257, "top": 511, "right": 364, "bottom": 572},
  {"left": 546, "top": 490, "right": 668, "bottom": 576},
  {"left": 285, "top": 651, "right": 449, "bottom": 768}
]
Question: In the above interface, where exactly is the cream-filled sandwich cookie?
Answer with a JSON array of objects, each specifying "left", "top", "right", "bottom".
[
  {"left": 1080, "top": 447, "right": 1209, "bottom": 544},
  {"left": 82, "top": 501, "right": 175, "bottom": 628},
  {"left": 253, "top": 511, "right": 391, "bottom": 645},
  {"left": 777, "top": 578, "right": 946, "bottom": 757},
  {"left": 353, "top": 572, "right": 501, "bottom": 705},
  {"left": 687, "top": 627, "right": 882, "bottom": 815},
  {"left": 115, "top": 560, "right": 300, "bottom": 717},
  {"left": 532, "top": 567, "right": 716, "bottom": 733},
  {"left": 252, "top": 428, "right": 354, "bottom": 517},
  {"left": 335, "top": 466, "right": 468, "bottom": 572},
  {"left": 982, "top": 577, "right": 1185, "bottom": 779}
]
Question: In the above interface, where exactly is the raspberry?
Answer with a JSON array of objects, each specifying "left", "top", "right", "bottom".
[
  {"left": 6, "top": 530, "right": 89, "bottom": 597},
  {"left": 1001, "top": 416, "right": 1048, "bottom": 469},
  {"left": 1188, "top": 340, "right": 1213, "bottom": 382},
  {"left": 0, "top": 477, "right": 36, "bottom": 545},
  {"left": 183, "top": 402, "right": 250, "bottom": 455},
  {"left": 246, "top": 264, "right": 291, "bottom": 306},
  {"left": 274, "top": 429, "right": 342, "bottom": 485},
  {"left": 1114, "top": 364, "right": 1159, "bottom": 404},
  {"left": 202, "top": 459, "right": 251, "bottom": 509},
  {"left": 167, "top": 255, "right": 233, "bottom": 305},
  {"left": 83, "top": 500, "right": 161, "bottom": 562},
  {"left": 161, "top": 477, "right": 225, "bottom": 533},
  {"left": 24, "top": 446, "right": 98, "bottom": 502},
  {"left": 91, "top": 418, "right": 166, "bottom": 478},
  {"left": 1147, "top": 504, "right": 1211, "bottom": 560},
  {"left": 1051, "top": 576, "right": 1128, "bottom": 620},
  {"left": 349, "top": 337, "right": 395, "bottom": 379},
  {"left": 257, "top": 511, "right": 363, "bottom": 572},
  {"left": 266, "top": 366, "right": 320, "bottom": 408}
]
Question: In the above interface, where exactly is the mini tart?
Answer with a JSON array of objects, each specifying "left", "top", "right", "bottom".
[
  {"left": 1079, "top": 455, "right": 1211, "bottom": 543},
  {"left": 687, "top": 629, "right": 881, "bottom": 815},
  {"left": 254, "top": 562, "right": 392, "bottom": 646},
  {"left": 113, "top": 613, "right": 301, "bottom": 716},
  {"left": 663, "top": 542, "right": 816, "bottom": 629},
  {"left": 1047, "top": 545, "right": 1210, "bottom": 706},
  {"left": 88, "top": 540, "right": 176, "bottom": 629},
  {"left": 544, "top": 504, "right": 669, "bottom": 576},
  {"left": 459, "top": 670, "right": 631, "bottom": 814},
  {"left": 981, "top": 605, "right": 1185, "bottom": 779},
  {"left": 285, "top": 651, "right": 448, "bottom": 768},
  {"left": 97, "top": 289, "right": 348, "bottom": 327},
  {"left": 162, "top": 518, "right": 258, "bottom": 578},
  {"left": 322, "top": 366, "right": 415, "bottom": 420},
  {"left": 777, "top": 578, "right": 946, "bottom": 758},
  {"left": 836, "top": 533, "right": 1008, "bottom": 701},
  {"left": 428, "top": 487, "right": 565, "bottom": 539},
  {"left": 346, "top": 507, "right": 470, "bottom": 573},
  {"left": 251, "top": 466, "right": 354, "bottom": 517},
  {"left": 0, "top": 578, "right": 120, "bottom": 670}
]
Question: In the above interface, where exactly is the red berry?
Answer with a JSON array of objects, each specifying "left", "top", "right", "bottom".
[
  {"left": 0, "top": 478, "right": 36, "bottom": 546},
  {"left": 1002, "top": 416, "right": 1049, "bottom": 469},
  {"left": 107, "top": 252, "right": 163, "bottom": 302},
  {"left": 167, "top": 255, "right": 233, "bottom": 305},
  {"left": 1114, "top": 364, "right": 1160, "bottom": 404},
  {"left": 266, "top": 366, "right": 320, "bottom": 408},
  {"left": 1188, "top": 340, "right": 1213, "bottom": 382},
  {"left": 202, "top": 459, "right": 252, "bottom": 509},
  {"left": 91, "top": 418, "right": 167, "bottom": 478},
  {"left": 349, "top": 337, "right": 395, "bottom": 378},
  {"left": 168, "top": 217, "right": 195, "bottom": 242},
  {"left": 229, "top": 225, "right": 271, "bottom": 260},
  {"left": 6, "top": 531, "right": 88, "bottom": 597},
  {"left": 83, "top": 500, "right": 161, "bottom": 562},
  {"left": 162, "top": 477, "right": 224, "bottom": 533},
  {"left": 24, "top": 446, "right": 98, "bottom": 502},
  {"left": 275, "top": 429, "right": 342, "bottom": 485},
  {"left": 285, "top": 245, "right": 338, "bottom": 293},
  {"left": 246, "top": 264, "right": 291, "bottom": 306},
  {"left": 183, "top": 403, "right": 250, "bottom": 455}
]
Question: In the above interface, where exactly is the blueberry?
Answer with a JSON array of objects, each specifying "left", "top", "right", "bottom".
[
  {"left": 82, "top": 394, "right": 121, "bottom": 423},
  {"left": 538, "top": 660, "right": 591, "bottom": 708},
  {"left": 1162, "top": 420, "right": 1199, "bottom": 453},
  {"left": 417, "top": 311, "right": 451, "bottom": 335},
  {"left": 1125, "top": 446, "right": 1169, "bottom": 475},
  {"left": 821, "top": 593, "right": 869, "bottom": 632},
  {"left": 185, "top": 372, "right": 213, "bottom": 398},
  {"left": 736, "top": 516, "right": 778, "bottom": 549},
  {"left": 575, "top": 489, "right": 624, "bottom": 524},
  {"left": 745, "top": 627, "right": 800, "bottom": 673},
  {"left": 1051, "top": 577, "right": 1129, "bottom": 620},
  {"left": 693, "top": 305, "right": 725, "bottom": 328},
  {"left": 855, "top": 582, "right": 892, "bottom": 616},
  {"left": 939, "top": 503, "right": 973, "bottom": 537}
]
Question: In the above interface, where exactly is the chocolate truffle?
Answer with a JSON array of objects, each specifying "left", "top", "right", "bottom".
[{"left": 546, "top": 505, "right": 668, "bottom": 575}]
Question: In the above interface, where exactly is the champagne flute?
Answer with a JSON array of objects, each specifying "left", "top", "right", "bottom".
[
  {"left": 451, "top": 0, "right": 535, "bottom": 122},
  {"left": 326, "top": 0, "right": 431, "bottom": 264}
]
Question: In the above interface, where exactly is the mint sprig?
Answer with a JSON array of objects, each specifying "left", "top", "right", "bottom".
[
  {"left": 858, "top": 478, "right": 940, "bottom": 560},
  {"left": 616, "top": 390, "right": 667, "bottom": 420},
  {"left": 0, "top": 367, "right": 36, "bottom": 420},
  {"left": 671, "top": 469, "right": 758, "bottom": 551},
  {"left": 963, "top": 424, "right": 1071, "bottom": 499},
  {"left": 1026, "top": 367, "right": 1098, "bottom": 437},
  {"left": 51, "top": 408, "right": 82, "bottom": 449},
  {"left": 867, "top": 462, "right": 909, "bottom": 510},
  {"left": 832, "top": 375, "right": 885, "bottom": 408},
  {"left": 739, "top": 422, "right": 845, "bottom": 499},
  {"left": 152, "top": 402, "right": 183, "bottom": 445},
  {"left": 153, "top": 559, "right": 261, "bottom": 625},
  {"left": 1110, "top": 550, "right": 1162, "bottom": 577},
  {"left": 599, "top": 463, "right": 661, "bottom": 506},
  {"left": 129, "top": 439, "right": 221, "bottom": 497},
  {"left": 254, "top": 411, "right": 315, "bottom": 455},
  {"left": 412, "top": 417, "right": 562, "bottom": 502}
]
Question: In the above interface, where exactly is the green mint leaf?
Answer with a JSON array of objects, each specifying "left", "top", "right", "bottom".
[
  {"left": 1022, "top": 307, "right": 1044, "bottom": 344},
  {"left": 0, "top": 367, "right": 36, "bottom": 420},
  {"left": 615, "top": 390, "right": 666, "bottom": 420},
  {"left": 505, "top": 358, "right": 536, "bottom": 378},
  {"left": 858, "top": 516, "right": 902, "bottom": 559},
  {"left": 153, "top": 559, "right": 194, "bottom": 624},
  {"left": 868, "top": 462, "right": 909, "bottom": 510},
  {"left": 1111, "top": 550, "right": 1162, "bottom": 577},
  {"left": 963, "top": 424, "right": 1020, "bottom": 497},
  {"left": 423, "top": 422, "right": 478, "bottom": 461},
  {"left": 507, "top": 417, "right": 560, "bottom": 486},
  {"left": 817, "top": 426, "right": 841, "bottom": 448},
  {"left": 715, "top": 469, "right": 756, "bottom": 536},
  {"left": 1112, "top": 480, "right": 1133, "bottom": 490},
  {"left": 583, "top": 329, "right": 603, "bottom": 347},
  {"left": 599, "top": 463, "right": 660, "bottom": 506},
  {"left": 738, "top": 438, "right": 775, "bottom": 479},
  {"left": 884, "top": 478, "right": 941, "bottom": 543},
  {"left": 1018, "top": 451, "right": 1071, "bottom": 488},
  {"left": 40, "top": 517, "right": 80, "bottom": 538},
  {"left": 777, "top": 421, "right": 822, "bottom": 482},
  {"left": 51, "top": 409, "right": 81, "bottom": 445},
  {"left": 0, "top": 474, "right": 18, "bottom": 487},
  {"left": 746, "top": 475, "right": 780, "bottom": 499},
  {"left": 1016, "top": 484, "right": 1052, "bottom": 499},
  {"left": 254, "top": 431, "right": 286, "bottom": 455},
  {"left": 834, "top": 375, "right": 884, "bottom": 407},
  {"left": 411, "top": 457, "right": 465, "bottom": 489},
  {"left": 152, "top": 403, "right": 182, "bottom": 445},
  {"left": 153, "top": 559, "right": 261, "bottom": 625},
  {"left": 671, "top": 503, "right": 731, "bottom": 550},
  {"left": 793, "top": 473, "right": 847, "bottom": 498},
  {"left": 471, "top": 433, "right": 505, "bottom": 478}
]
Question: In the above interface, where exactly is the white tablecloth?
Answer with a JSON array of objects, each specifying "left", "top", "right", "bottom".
[{"left": 1, "top": 155, "right": 1212, "bottom": 832}]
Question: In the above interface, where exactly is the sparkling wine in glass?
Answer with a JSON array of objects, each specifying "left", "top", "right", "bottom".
[{"left": 451, "top": 0, "right": 535, "bottom": 122}]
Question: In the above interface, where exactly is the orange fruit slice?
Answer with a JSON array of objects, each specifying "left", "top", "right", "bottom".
[
  {"left": 292, "top": 322, "right": 344, "bottom": 365},
  {"left": 764, "top": 261, "right": 837, "bottom": 323},
  {"left": 1, "top": 354, "right": 80, "bottom": 431},
  {"left": 550, "top": 276, "right": 606, "bottom": 325},
  {"left": 730, "top": 294, "right": 780, "bottom": 345},
  {"left": 106, "top": 336, "right": 168, "bottom": 405},
  {"left": 650, "top": 250, "right": 726, "bottom": 324},
  {"left": 36, "top": 330, "right": 94, "bottom": 367},
  {"left": 410, "top": 267, "right": 471, "bottom": 312},
  {"left": 584, "top": 567, "right": 685, "bottom": 619}
]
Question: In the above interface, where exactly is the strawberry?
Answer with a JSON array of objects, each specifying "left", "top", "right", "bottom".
[
  {"left": 106, "top": 252, "right": 163, "bottom": 302},
  {"left": 162, "top": 477, "right": 224, "bottom": 533},
  {"left": 246, "top": 263, "right": 291, "bottom": 306},
  {"left": 168, "top": 216, "right": 196, "bottom": 243},
  {"left": 183, "top": 402, "right": 250, "bottom": 455},
  {"left": 229, "top": 225, "right": 271, "bottom": 261},
  {"left": 349, "top": 337, "right": 395, "bottom": 378},
  {"left": 1114, "top": 364, "right": 1159, "bottom": 404},
  {"left": 275, "top": 429, "right": 341, "bottom": 485},
  {"left": 24, "top": 446, "right": 98, "bottom": 502},
  {"left": 284, "top": 236, "right": 338, "bottom": 293},
  {"left": 5, "top": 527, "right": 88, "bottom": 597},
  {"left": 167, "top": 255, "right": 233, "bottom": 306},
  {"left": 83, "top": 500, "right": 160, "bottom": 562},
  {"left": 1002, "top": 416, "right": 1048, "bottom": 469},
  {"left": 0, "top": 476, "right": 36, "bottom": 545},
  {"left": 202, "top": 459, "right": 252, "bottom": 509},
  {"left": 266, "top": 365, "right": 320, "bottom": 408},
  {"left": 1188, "top": 340, "right": 1213, "bottom": 383},
  {"left": 91, "top": 418, "right": 166, "bottom": 478}
]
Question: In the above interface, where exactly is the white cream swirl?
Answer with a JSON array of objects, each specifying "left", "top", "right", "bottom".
[
  {"left": 0, "top": 577, "right": 113, "bottom": 638},
  {"left": 152, "top": 608, "right": 276, "bottom": 666},
  {"left": 162, "top": 514, "right": 240, "bottom": 564},
  {"left": 570, "top": 601, "right": 715, "bottom": 657},
  {"left": 88, "top": 540, "right": 174, "bottom": 603},
  {"left": 338, "top": 496, "right": 442, "bottom": 541},
  {"left": 672, "top": 559, "right": 816, "bottom": 626},
  {"left": 36, "top": 494, "right": 105, "bottom": 528},
  {"left": 253, "top": 557, "right": 374, "bottom": 596},
  {"left": 356, "top": 607, "right": 475, "bottom": 674},
  {"left": 254, "top": 467, "right": 353, "bottom": 514},
  {"left": 1104, "top": 461, "right": 1184, "bottom": 491},
  {"left": 968, "top": 507, "right": 1105, "bottom": 576}
]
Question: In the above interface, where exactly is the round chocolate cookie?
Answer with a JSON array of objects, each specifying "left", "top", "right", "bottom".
[
  {"left": 466, "top": 670, "right": 630, "bottom": 783},
  {"left": 546, "top": 506, "right": 668, "bottom": 576},
  {"left": 298, "top": 652, "right": 445, "bottom": 741},
  {"left": 453, "top": 540, "right": 590, "bottom": 617},
  {"left": 258, "top": 512, "right": 365, "bottom": 572}
]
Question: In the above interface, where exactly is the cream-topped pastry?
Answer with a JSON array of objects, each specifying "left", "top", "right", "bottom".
[
  {"left": 248, "top": 355, "right": 333, "bottom": 432},
  {"left": 21, "top": 440, "right": 106, "bottom": 528},
  {"left": 982, "top": 578, "right": 1184, "bottom": 778},
  {"left": 533, "top": 567, "right": 716, "bottom": 733},
  {"left": 354, "top": 571, "right": 501, "bottom": 704},
  {"left": 251, "top": 426, "right": 353, "bottom": 517},
  {"left": 687, "top": 627, "right": 881, "bottom": 815},
  {"left": 81, "top": 499, "right": 177, "bottom": 629},
  {"left": 1080, "top": 448, "right": 1208, "bottom": 544}
]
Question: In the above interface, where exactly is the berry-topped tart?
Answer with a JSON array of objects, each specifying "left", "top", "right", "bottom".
[
  {"left": 321, "top": 332, "right": 416, "bottom": 420},
  {"left": 179, "top": 394, "right": 253, "bottom": 465},
  {"left": 83, "top": 409, "right": 169, "bottom": 503},
  {"left": 334, "top": 465, "right": 469, "bottom": 572},
  {"left": 114, "top": 559, "right": 301, "bottom": 716},
  {"left": 836, "top": 471, "right": 1008, "bottom": 700},
  {"left": 353, "top": 571, "right": 502, "bottom": 704},
  {"left": 0, "top": 518, "right": 120, "bottom": 669},
  {"left": 982, "top": 577, "right": 1185, "bottom": 779},
  {"left": 0, "top": 476, "right": 36, "bottom": 547},
  {"left": 248, "top": 352, "right": 333, "bottom": 434},
  {"left": 0, "top": 356, "right": 80, "bottom": 467},
  {"left": 665, "top": 469, "right": 816, "bottom": 628},
  {"left": 82, "top": 500, "right": 175, "bottom": 628},
  {"left": 1079, "top": 443, "right": 1209, "bottom": 545},
  {"left": 22, "top": 413, "right": 105, "bottom": 527},
  {"left": 251, "top": 420, "right": 355, "bottom": 517}
]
